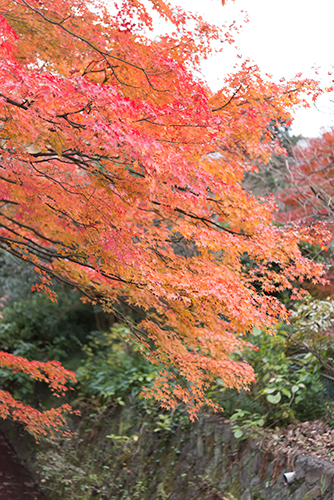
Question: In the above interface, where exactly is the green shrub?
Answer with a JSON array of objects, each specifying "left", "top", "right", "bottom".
[
  {"left": 212, "top": 325, "right": 327, "bottom": 435},
  {"left": 77, "top": 324, "right": 157, "bottom": 405}
]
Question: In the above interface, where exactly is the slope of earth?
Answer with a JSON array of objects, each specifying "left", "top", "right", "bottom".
[
  {"left": 2, "top": 407, "right": 334, "bottom": 500},
  {"left": 0, "top": 432, "right": 45, "bottom": 500}
]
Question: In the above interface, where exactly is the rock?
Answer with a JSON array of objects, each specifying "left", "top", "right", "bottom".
[
  {"left": 305, "top": 467, "right": 323, "bottom": 485},
  {"left": 292, "top": 483, "right": 310, "bottom": 500},
  {"left": 240, "top": 488, "right": 251, "bottom": 500},
  {"left": 197, "top": 435, "right": 204, "bottom": 458}
]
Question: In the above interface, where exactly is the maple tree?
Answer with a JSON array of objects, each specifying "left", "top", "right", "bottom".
[
  {"left": 0, "top": 0, "right": 330, "bottom": 435},
  {"left": 278, "top": 127, "right": 334, "bottom": 225},
  {"left": 274, "top": 127, "right": 334, "bottom": 296}
]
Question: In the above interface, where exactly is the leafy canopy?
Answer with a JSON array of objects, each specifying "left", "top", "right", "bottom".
[
  {"left": 278, "top": 127, "right": 334, "bottom": 226},
  {"left": 0, "top": 0, "right": 330, "bottom": 431}
]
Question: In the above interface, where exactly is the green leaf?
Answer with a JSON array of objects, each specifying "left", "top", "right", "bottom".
[
  {"left": 230, "top": 410, "right": 248, "bottom": 421},
  {"left": 282, "top": 388, "right": 291, "bottom": 398},
  {"left": 263, "top": 387, "right": 276, "bottom": 394},
  {"left": 267, "top": 392, "right": 281, "bottom": 404},
  {"left": 233, "top": 429, "right": 244, "bottom": 439}
]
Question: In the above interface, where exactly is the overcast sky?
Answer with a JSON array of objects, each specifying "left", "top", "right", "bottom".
[{"left": 168, "top": 0, "right": 334, "bottom": 138}]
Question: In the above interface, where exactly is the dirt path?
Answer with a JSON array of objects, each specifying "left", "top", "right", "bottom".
[{"left": 0, "top": 432, "right": 45, "bottom": 500}]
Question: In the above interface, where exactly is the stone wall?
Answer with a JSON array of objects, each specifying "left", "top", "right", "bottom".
[
  {"left": 2, "top": 410, "right": 334, "bottom": 499},
  {"left": 153, "top": 416, "right": 334, "bottom": 500}
]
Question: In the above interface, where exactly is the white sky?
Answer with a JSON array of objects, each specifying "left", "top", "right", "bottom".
[{"left": 168, "top": 0, "right": 334, "bottom": 138}]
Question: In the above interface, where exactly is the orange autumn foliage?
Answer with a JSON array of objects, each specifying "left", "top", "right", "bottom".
[
  {"left": 0, "top": 351, "right": 77, "bottom": 439},
  {"left": 0, "top": 0, "right": 330, "bottom": 429},
  {"left": 0, "top": 353, "right": 77, "bottom": 439}
]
